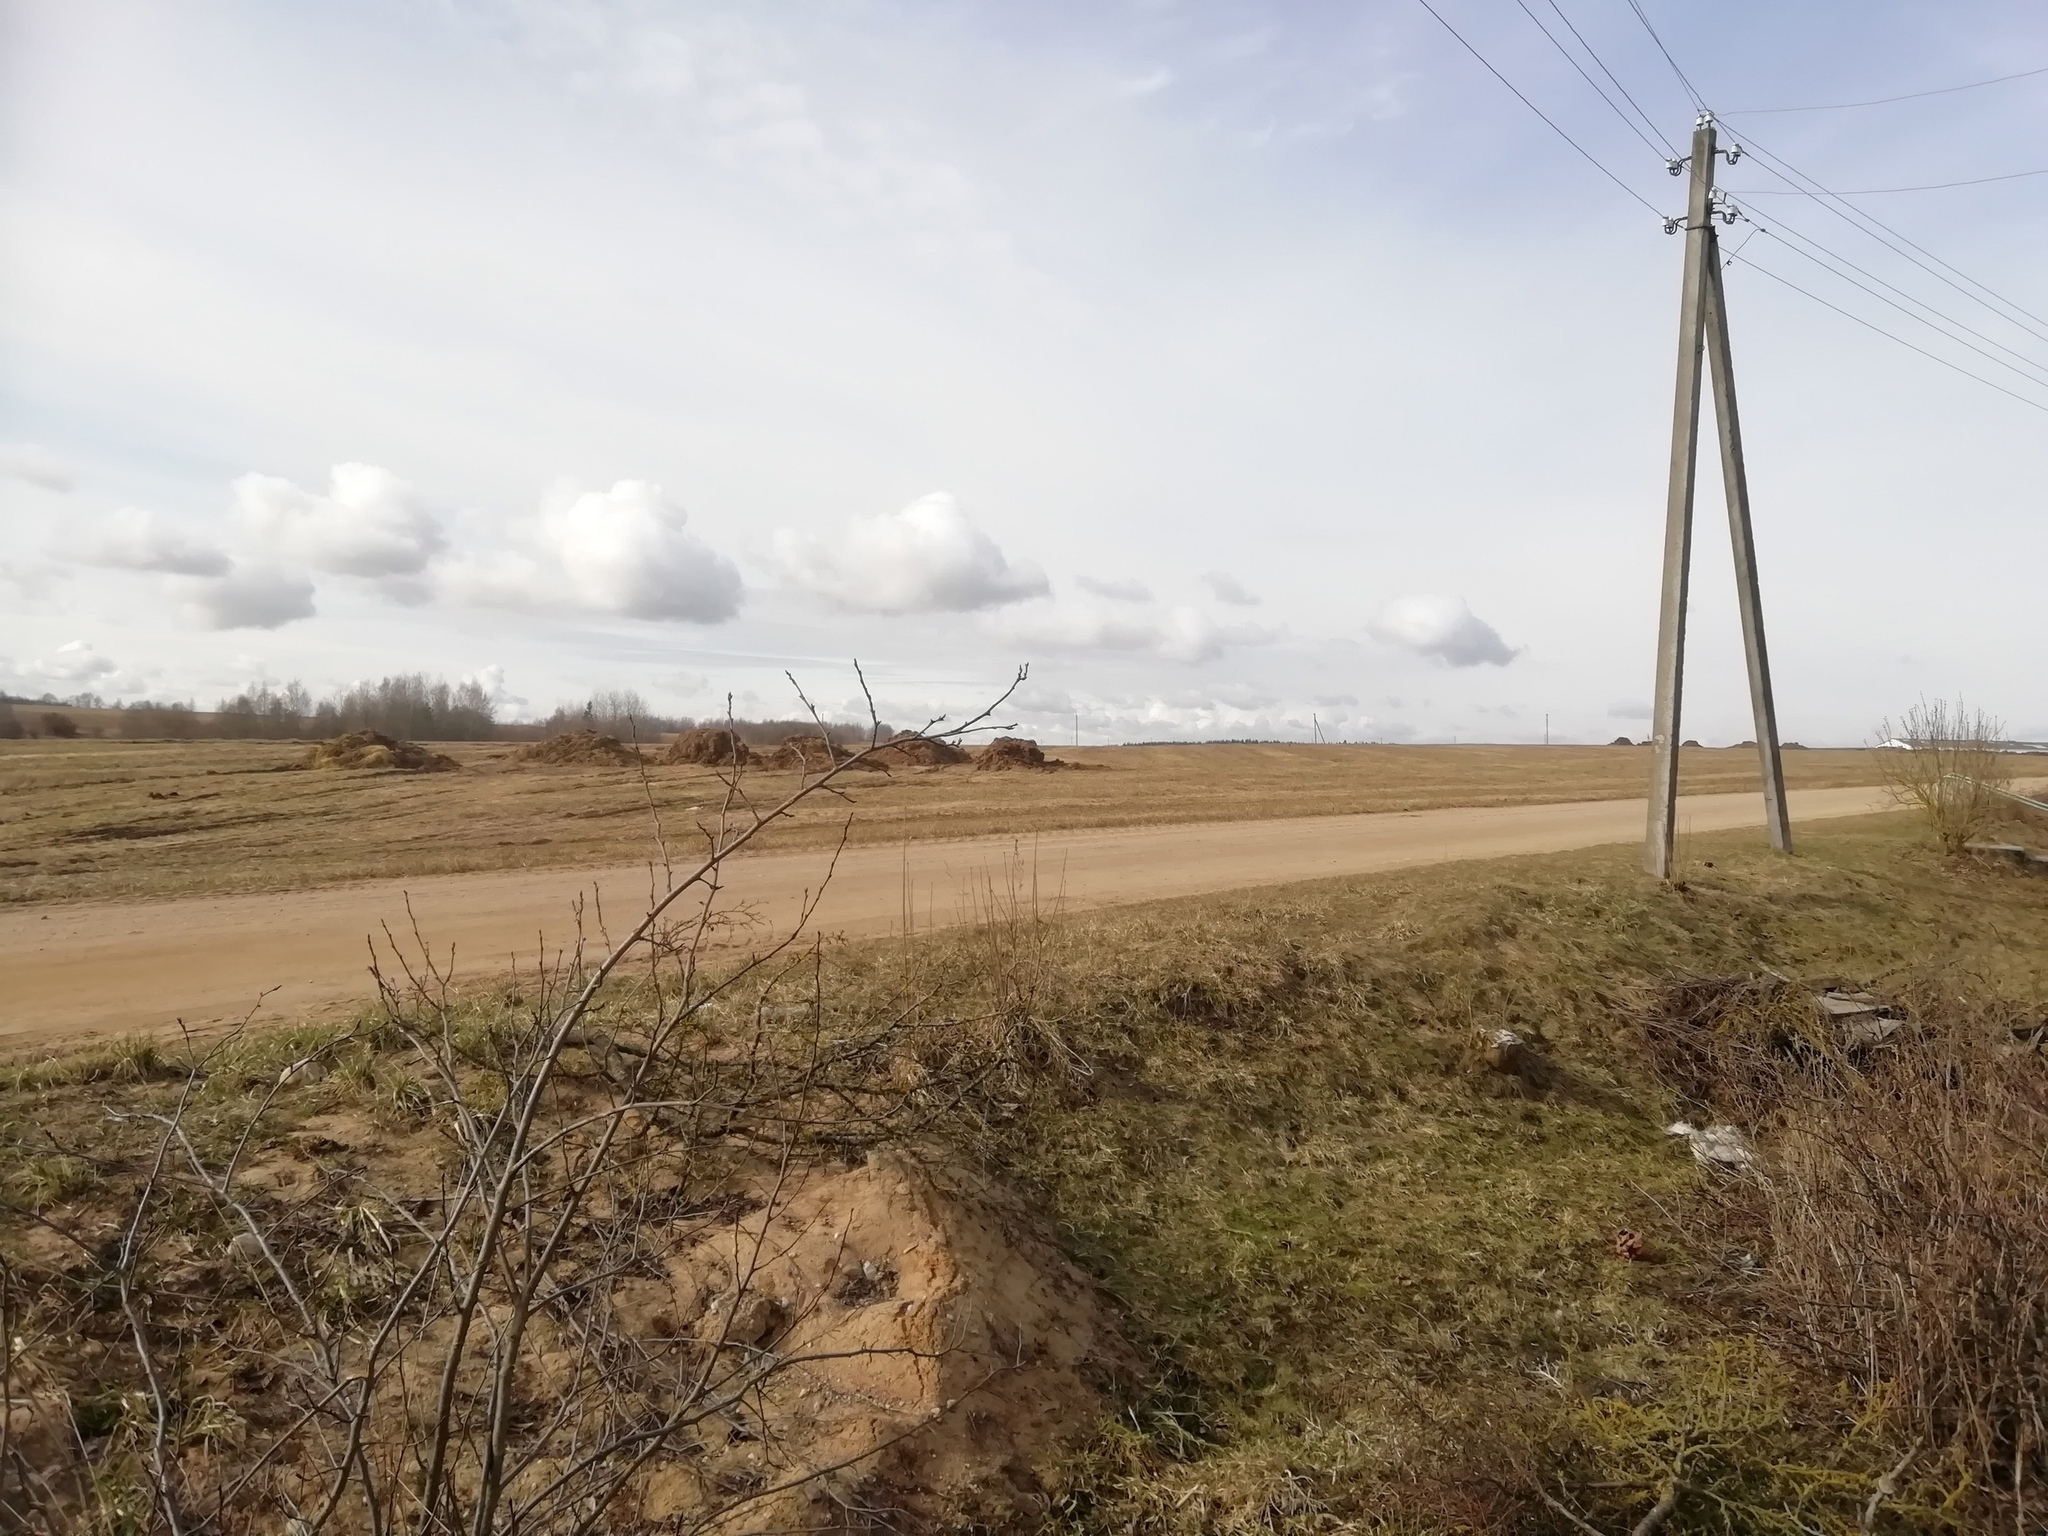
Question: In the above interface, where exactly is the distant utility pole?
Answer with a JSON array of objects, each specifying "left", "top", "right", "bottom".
[{"left": 1645, "top": 112, "right": 1792, "bottom": 880}]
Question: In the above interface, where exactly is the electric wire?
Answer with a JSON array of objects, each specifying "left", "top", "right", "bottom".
[
  {"left": 1730, "top": 164, "right": 2048, "bottom": 194},
  {"left": 1586, "top": 13, "right": 2048, "bottom": 413},
  {"left": 1727, "top": 128, "right": 2048, "bottom": 343},
  {"left": 1621, "top": 0, "right": 1707, "bottom": 110},
  {"left": 1726, "top": 63, "right": 2048, "bottom": 114},
  {"left": 1541, "top": 0, "right": 1678, "bottom": 156},
  {"left": 1414, "top": 0, "right": 2048, "bottom": 414},
  {"left": 1509, "top": 0, "right": 1671, "bottom": 162},
  {"left": 1742, "top": 209, "right": 2048, "bottom": 379},
  {"left": 1412, "top": 0, "right": 1666, "bottom": 217},
  {"left": 1724, "top": 251, "right": 2048, "bottom": 414},
  {"left": 1737, "top": 224, "right": 2048, "bottom": 389}
]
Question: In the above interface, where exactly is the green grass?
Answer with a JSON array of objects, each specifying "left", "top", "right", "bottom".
[{"left": 2, "top": 812, "right": 2041, "bottom": 1532}]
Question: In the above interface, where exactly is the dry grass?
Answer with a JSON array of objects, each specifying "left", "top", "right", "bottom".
[
  {"left": 3, "top": 812, "right": 2042, "bottom": 1531},
  {"left": 0, "top": 738, "right": 1889, "bottom": 906}
]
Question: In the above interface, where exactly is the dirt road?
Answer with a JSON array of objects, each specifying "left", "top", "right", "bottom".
[{"left": 1, "top": 784, "right": 1908, "bottom": 1050}]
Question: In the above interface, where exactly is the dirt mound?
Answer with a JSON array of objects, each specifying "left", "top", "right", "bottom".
[
  {"left": 872, "top": 730, "right": 972, "bottom": 768},
  {"left": 978, "top": 735, "right": 1082, "bottom": 772},
  {"left": 512, "top": 730, "right": 642, "bottom": 766},
  {"left": 763, "top": 734, "right": 884, "bottom": 772},
  {"left": 627, "top": 1154, "right": 1128, "bottom": 1530},
  {"left": 663, "top": 727, "right": 752, "bottom": 767},
  {"left": 302, "top": 731, "right": 458, "bottom": 773}
]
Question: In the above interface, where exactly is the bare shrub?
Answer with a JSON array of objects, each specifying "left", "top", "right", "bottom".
[
  {"left": 1752, "top": 1024, "right": 2047, "bottom": 1510},
  {"left": 1875, "top": 698, "right": 2015, "bottom": 853},
  {"left": 1653, "top": 981, "right": 2048, "bottom": 1522},
  {"left": 29, "top": 666, "right": 1042, "bottom": 1536}
]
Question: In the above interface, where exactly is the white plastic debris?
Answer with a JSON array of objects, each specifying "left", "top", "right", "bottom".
[
  {"left": 277, "top": 1057, "right": 327, "bottom": 1087},
  {"left": 1666, "top": 1120, "right": 1755, "bottom": 1170}
]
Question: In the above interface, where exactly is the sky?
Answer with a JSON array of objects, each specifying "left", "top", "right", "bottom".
[{"left": 3, "top": 0, "right": 2044, "bottom": 744}]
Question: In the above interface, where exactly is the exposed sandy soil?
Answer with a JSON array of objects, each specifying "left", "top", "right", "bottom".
[
  {"left": 0, "top": 782, "right": 1922, "bottom": 1051},
  {"left": 0, "top": 739, "right": 1890, "bottom": 906}
]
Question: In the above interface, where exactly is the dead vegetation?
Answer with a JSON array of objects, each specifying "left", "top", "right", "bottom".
[
  {"left": 1875, "top": 698, "right": 2017, "bottom": 854},
  {"left": 302, "top": 733, "right": 460, "bottom": 774},
  {"left": 4, "top": 809, "right": 2047, "bottom": 1532},
  {"left": 1635, "top": 971, "right": 2048, "bottom": 1523}
]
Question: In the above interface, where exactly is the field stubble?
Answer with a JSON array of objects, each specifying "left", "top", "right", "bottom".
[{"left": 0, "top": 738, "right": 1887, "bottom": 906}]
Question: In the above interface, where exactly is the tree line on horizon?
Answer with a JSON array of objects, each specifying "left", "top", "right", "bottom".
[{"left": 1, "top": 676, "right": 883, "bottom": 745}]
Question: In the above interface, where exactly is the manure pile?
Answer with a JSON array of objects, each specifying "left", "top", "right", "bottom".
[
  {"left": 762, "top": 734, "right": 884, "bottom": 771},
  {"left": 873, "top": 730, "right": 972, "bottom": 767},
  {"left": 512, "top": 730, "right": 642, "bottom": 766},
  {"left": 973, "top": 735, "right": 1088, "bottom": 772},
  {"left": 302, "top": 731, "right": 459, "bottom": 773},
  {"left": 663, "top": 727, "right": 751, "bottom": 767}
]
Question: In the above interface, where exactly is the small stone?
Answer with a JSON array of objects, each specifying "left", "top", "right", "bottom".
[
  {"left": 1666, "top": 1120, "right": 1754, "bottom": 1170},
  {"left": 1482, "top": 1030, "right": 1526, "bottom": 1072},
  {"left": 226, "top": 1231, "right": 268, "bottom": 1264}
]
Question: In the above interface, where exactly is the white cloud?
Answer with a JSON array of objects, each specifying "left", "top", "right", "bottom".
[
  {"left": 24, "top": 640, "right": 116, "bottom": 683},
  {"left": 88, "top": 507, "right": 233, "bottom": 576},
  {"left": 545, "top": 481, "right": 742, "bottom": 621},
  {"left": 181, "top": 566, "right": 317, "bottom": 630},
  {"left": 0, "top": 557, "right": 70, "bottom": 599},
  {"left": 1202, "top": 571, "right": 1260, "bottom": 606},
  {"left": 447, "top": 481, "right": 742, "bottom": 622},
  {"left": 1368, "top": 594, "right": 1517, "bottom": 668},
  {"left": 464, "top": 663, "right": 527, "bottom": 711},
  {"left": 234, "top": 463, "right": 445, "bottom": 577},
  {"left": 1075, "top": 575, "right": 1152, "bottom": 602},
  {"left": 1608, "top": 700, "right": 1653, "bottom": 719},
  {"left": 996, "top": 601, "right": 1273, "bottom": 664},
  {"left": 774, "top": 493, "right": 1046, "bottom": 615},
  {"left": 0, "top": 443, "right": 74, "bottom": 492}
]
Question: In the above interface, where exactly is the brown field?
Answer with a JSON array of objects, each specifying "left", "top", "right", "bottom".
[{"left": 0, "top": 737, "right": 1889, "bottom": 905}]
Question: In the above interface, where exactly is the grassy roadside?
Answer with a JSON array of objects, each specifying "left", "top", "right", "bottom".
[{"left": 3, "top": 812, "right": 2042, "bottom": 1530}]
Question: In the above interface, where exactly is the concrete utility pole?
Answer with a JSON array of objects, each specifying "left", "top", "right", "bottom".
[
  {"left": 1702, "top": 223, "right": 1793, "bottom": 855},
  {"left": 1645, "top": 112, "right": 1791, "bottom": 878}
]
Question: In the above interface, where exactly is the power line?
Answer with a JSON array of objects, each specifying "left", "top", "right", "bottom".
[
  {"left": 1726, "top": 63, "right": 2048, "bottom": 114},
  {"left": 1541, "top": 0, "right": 1678, "bottom": 156},
  {"left": 1727, "top": 128, "right": 2048, "bottom": 343},
  {"left": 1621, "top": 0, "right": 1706, "bottom": 110},
  {"left": 1411, "top": 0, "right": 1666, "bottom": 218},
  {"left": 1725, "top": 250, "right": 2048, "bottom": 415},
  {"left": 1511, "top": 0, "right": 1671, "bottom": 163},
  {"left": 1740, "top": 224, "right": 2048, "bottom": 389},
  {"left": 1730, "top": 164, "right": 2048, "bottom": 194},
  {"left": 1740, "top": 208, "right": 2048, "bottom": 380}
]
